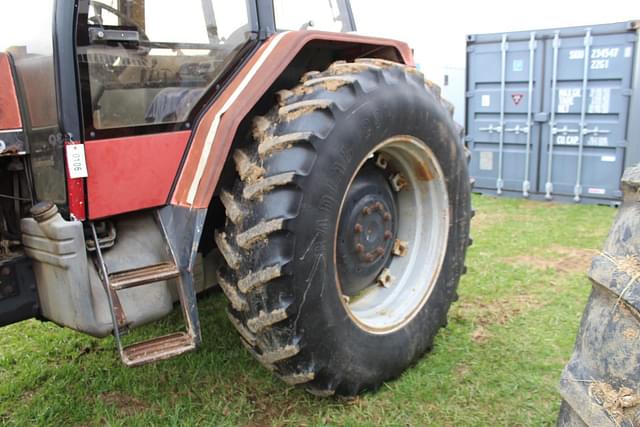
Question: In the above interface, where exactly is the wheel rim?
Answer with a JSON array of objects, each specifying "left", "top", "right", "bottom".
[{"left": 335, "top": 135, "right": 450, "bottom": 333}]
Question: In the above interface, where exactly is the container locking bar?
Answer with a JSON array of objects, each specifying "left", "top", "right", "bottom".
[
  {"left": 553, "top": 126, "right": 580, "bottom": 135},
  {"left": 522, "top": 32, "right": 536, "bottom": 198},
  {"left": 479, "top": 124, "right": 503, "bottom": 133},
  {"left": 582, "top": 127, "right": 611, "bottom": 136},
  {"left": 545, "top": 32, "right": 561, "bottom": 199},
  {"left": 496, "top": 34, "right": 508, "bottom": 195},
  {"left": 504, "top": 125, "right": 529, "bottom": 134},
  {"left": 574, "top": 29, "right": 593, "bottom": 202}
]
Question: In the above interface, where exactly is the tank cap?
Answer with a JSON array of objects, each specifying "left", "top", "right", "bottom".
[{"left": 30, "top": 201, "right": 58, "bottom": 223}]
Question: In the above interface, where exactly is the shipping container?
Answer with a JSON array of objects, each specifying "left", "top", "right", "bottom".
[
  {"left": 466, "top": 20, "right": 640, "bottom": 204},
  {"left": 442, "top": 66, "right": 466, "bottom": 126}
]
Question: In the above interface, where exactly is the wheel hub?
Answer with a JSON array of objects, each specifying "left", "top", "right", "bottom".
[{"left": 337, "top": 164, "right": 397, "bottom": 297}]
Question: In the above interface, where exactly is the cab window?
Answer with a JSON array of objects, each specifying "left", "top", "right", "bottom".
[{"left": 78, "top": 0, "right": 252, "bottom": 130}]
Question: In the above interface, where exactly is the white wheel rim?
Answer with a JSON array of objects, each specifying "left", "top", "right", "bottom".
[{"left": 335, "top": 135, "right": 450, "bottom": 334}]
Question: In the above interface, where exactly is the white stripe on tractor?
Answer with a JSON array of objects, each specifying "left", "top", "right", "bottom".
[{"left": 186, "top": 31, "right": 291, "bottom": 205}]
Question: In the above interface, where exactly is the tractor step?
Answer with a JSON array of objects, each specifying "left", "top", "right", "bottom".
[
  {"left": 121, "top": 332, "right": 196, "bottom": 367},
  {"left": 90, "top": 217, "right": 201, "bottom": 368},
  {"left": 109, "top": 262, "right": 180, "bottom": 291}
]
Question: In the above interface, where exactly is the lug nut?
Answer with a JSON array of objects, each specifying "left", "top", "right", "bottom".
[
  {"left": 384, "top": 230, "right": 393, "bottom": 240},
  {"left": 392, "top": 239, "right": 409, "bottom": 257},
  {"left": 375, "top": 153, "right": 389, "bottom": 170},
  {"left": 354, "top": 224, "right": 363, "bottom": 233},
  {"left": 364, "top": 254, "right": 374, "bottom": 262},
  {"left": 383, "top": 212, "right": 391, "bottom": 222},
  {"left": 390, "top": 173, "right": 408, "bottom": 192},
  {"left": 375, "top": 247, "right": 385, "bottom": 256},
  {"left": 374, "top": 202, "right": 384, "bottom": 211},
  {"left": 362, "top": 206, "right": 371, "bottom": 216},
  {"left": 376, "top": 268, "right": 395, "bottom": 288},
  {"left": 355, "top": 243, "right": 365, "bottom": 253}
]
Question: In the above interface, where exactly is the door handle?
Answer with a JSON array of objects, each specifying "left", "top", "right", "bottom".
[{"left": 89, "top": 28, "right": 140, "bottom": 46}]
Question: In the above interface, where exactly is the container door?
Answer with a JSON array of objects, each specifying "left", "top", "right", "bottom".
[
  {"left": 467, "top": 34, "right": 545, "bottom": 196},
  {"left": 539, "top": 30, "right": 635, "bottom": 202}
]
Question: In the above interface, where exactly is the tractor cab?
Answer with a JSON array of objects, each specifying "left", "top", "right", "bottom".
[{"left": 0, "top": 0, "right": 355, "bottom": 328}]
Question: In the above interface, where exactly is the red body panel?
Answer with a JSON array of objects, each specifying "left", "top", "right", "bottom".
[
  {"left": 85, "top": 131, "right": 190, "bottom": 219},
  {"left": 0, "top": 53, "right": 22, "bottom": 131}
]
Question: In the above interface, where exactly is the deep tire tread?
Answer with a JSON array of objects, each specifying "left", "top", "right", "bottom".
[
  {"left": 237, "top": 265, "right": 282, "bottom": 294},
  {"left": 216, "top": 58, "right": 467, "bottom": 397},
  {"left": 242, "top": 172, "right": 296, "bottom": 201},
  {"left": 235, "top": 218, "right": 284, "bottom": 249}
]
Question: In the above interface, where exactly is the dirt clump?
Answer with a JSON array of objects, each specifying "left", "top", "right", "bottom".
[
  {"left": 589, "top": 382, "right": 640, "bottom": 424},
  {"left": 470, "top": 210, "right": 511, "bottom": 231},
  {"left": 616, "top": 255, "right": 640, "bottom": 278},
  {"left": 453, "top": 364, "right": 471, "bottom": 379},
  {"left": 623, "top": 328, "right": 639, "bottom": 341},
  {"left": 505, "top": 245, "right": 597, "bottom": 274},
  {"left": 100, "top": 391, "right": 149, "bottom": 417},
  {"left": 456, "top": 294, "right": 544, "bottom": 327},
  {"left": 471, "top": 327, "right": 492, "bottom": 344},
  {"left": 455, "top": 294, "right": 544, "bottom": 345}
]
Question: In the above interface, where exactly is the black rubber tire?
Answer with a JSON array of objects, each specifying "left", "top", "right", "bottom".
[
  {"left": 215, "top": 59, "right": 471, "bottom": 396},
  {"left": 557, "top": 165, "right": 640, "bottom": 426}
]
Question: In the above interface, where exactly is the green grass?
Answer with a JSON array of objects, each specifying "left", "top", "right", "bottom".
[{"left": 0, "top": 195, "right": 617, "bottom": 426}]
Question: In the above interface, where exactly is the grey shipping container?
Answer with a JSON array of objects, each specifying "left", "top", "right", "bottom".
[{"left": 466, "top": 20, "right": 640, "bottom": 204}]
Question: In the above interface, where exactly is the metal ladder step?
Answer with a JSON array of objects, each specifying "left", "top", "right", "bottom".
[
  {"left": 122, "top": 332, "right": 196, "bottom": 367},
  {"left": 90, "top": 220, "right": 201, "bottom": 368},
  {"left": 109, "top": 262, "right": 180, "bottom": 291}
]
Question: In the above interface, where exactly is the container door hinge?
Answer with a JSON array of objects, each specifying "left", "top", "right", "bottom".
[{"left": 534, "top": 112, "right": 549, "bottom": 123}]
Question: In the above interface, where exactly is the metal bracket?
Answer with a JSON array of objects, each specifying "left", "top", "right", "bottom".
[
  {"left": 582, "top": 126, "right": 611, "bottom": 136},
  {"left": 480, "top": 124, "right": 503, "bottom": 134},
  {"left": 505, "top": 124, "right": 530, "bottom": 135},
  {"left": 552, "top": 126, "right": 580, "bottom": 135}
]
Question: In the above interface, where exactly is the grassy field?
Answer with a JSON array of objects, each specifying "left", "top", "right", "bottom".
[{"left": 0, "top": 195, "right": 617, "bottom": 426}]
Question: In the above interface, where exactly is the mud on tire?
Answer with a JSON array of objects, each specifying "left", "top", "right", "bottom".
[
  {"left": 558, "top": 165, "right": 640, "bottom": 426},
  {"left": 215, "top": 59, "right": 472, "bottom": 396}
]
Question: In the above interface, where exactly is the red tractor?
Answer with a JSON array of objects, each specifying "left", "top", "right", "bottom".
[{"left": 0, "top": 0, "right": 471, "bottom": 396}]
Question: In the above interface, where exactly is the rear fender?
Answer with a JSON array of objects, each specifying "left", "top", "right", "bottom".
[{"left": 171, "top": 30, "right": 414, "bottom": 209}]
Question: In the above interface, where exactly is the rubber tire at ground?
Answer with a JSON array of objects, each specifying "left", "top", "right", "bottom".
[
  {"left": 215, "top": 59, "right": 471, "bottom": 396},
  {"left": 557, "top": 164, "right": 640, "bottom": 426}
]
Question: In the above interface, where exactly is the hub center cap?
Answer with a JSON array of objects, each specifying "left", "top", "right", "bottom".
[{"left": 337, "top": 165, "right": 397, "bottom": 297}]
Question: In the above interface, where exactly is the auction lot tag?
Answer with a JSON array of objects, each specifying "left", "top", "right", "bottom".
[{"left": 66, "top": 144, "right": 89, "bottom": 179}]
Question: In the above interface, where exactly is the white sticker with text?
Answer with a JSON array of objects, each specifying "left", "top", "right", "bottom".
[
  {"left": 66, "top": 144, "right": 89, "bottom": 179},
  {"left": 479, "top": 151, "right": 493, "bottom": 171}
]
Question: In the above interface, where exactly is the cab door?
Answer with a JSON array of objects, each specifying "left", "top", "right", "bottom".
[{"left": 74, "top": 0, "right": 256, "bottom": 219}]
